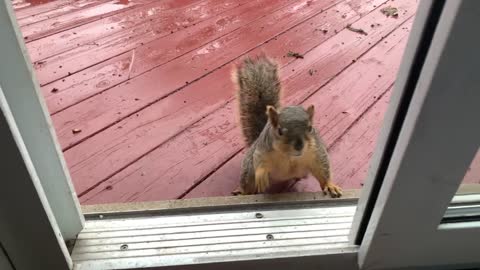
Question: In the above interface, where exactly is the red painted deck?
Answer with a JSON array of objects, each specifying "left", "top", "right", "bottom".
[{"left": 13, "top": 0, "right": 479, "bottom": 204}]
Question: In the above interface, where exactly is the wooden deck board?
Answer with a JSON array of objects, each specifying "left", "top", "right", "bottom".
[
  {"left": 22, "top": 0, "right": 148, "bottom": 42},
  {"left": 25, "top": 0, "right": 209, "bottom": 62},
  {"left": 52, "top": 0, "right": 340, "bottom": 150},
  {"left": 184, "top": 16, "right": 413, "bottom": 199},
  {"left": 16, "top": 0, "right": 109, "bottom": 27},
  {"left": 11, "top": 0, "right": 448, "bottom": 205},
  {"left": 80, "top": 0, "right": 416, "bottom": 204},
  {"left": 69, "top": 0, "right": 361, "bottom": 199},
  {"left": 33, "top": 0, "right": 242, "bottom": 85},
  {"left": 14, "top": 0, "right": 82, "bottom": 20},
  {"left": 39, "top": 0, "right": 245, "bottom": 114}
]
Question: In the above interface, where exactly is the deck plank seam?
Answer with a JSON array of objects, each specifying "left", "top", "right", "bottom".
[
  {"left": 46, "top": 0, "right": 263, "bottom": 116},
  {"left": 78, "top": 0, "right": 402, "bottom": 198},
  {"left": 18, "top": 0, "right": 113, "bottom": 28},
  {"left": 35, "top": 0, "right": 272, "bottom": 87},
  {"left": 27, "top": 0, "right": 240, "bottom": 61},
  {"left": 22, "top": 0, "right": 157, "bottom": 42},
  {"left": 61, "top": 0, "right": 347, "bottom": 152},
  {"left": 179, "top": 15, "right": 413, "bottom": 197}
]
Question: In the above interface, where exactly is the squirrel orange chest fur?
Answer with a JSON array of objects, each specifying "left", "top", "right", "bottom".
[{"left": 261, "top": 143, "right": 315, "bottom": 182}]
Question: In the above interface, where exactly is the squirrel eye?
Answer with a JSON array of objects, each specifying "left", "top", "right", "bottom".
[
  {"left": 278, "top": 128, "right": 283, "bottom": 136},
  {"left": 308, "top": 126, "right": 313, "bottom": 132}
]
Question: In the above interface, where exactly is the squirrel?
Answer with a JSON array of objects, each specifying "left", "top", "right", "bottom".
[{"left": 232, "top": 55, "right": 342, "bottom": 198}]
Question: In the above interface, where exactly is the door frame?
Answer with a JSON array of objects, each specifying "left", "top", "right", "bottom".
[
  {"left": 0, "top": 85, "right": 72, "bottom": 269},
  {"left": 0, "top": 0, "right": 84, "bottom": 241},
  {"left": 354, "top": 1, "right": 480, "bottom": 269},
  {"left": 1, "top": 0, "right": 480, "bottom": 269}
]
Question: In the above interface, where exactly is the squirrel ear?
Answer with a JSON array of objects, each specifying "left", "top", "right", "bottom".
[
  {"left": 306, "top": 105, "right": 315, "bottom": 121},
  {"left": 266, "top": 105, "right": 279, "bottom": 127}
]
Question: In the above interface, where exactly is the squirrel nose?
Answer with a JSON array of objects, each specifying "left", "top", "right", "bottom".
[{"left": 294, "top": 139, "right": 304, "bottom": 151}]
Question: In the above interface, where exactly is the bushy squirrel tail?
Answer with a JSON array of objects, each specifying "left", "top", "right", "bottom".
[{"left": 233, "top": 55, "right": 282, "bottom": 146}]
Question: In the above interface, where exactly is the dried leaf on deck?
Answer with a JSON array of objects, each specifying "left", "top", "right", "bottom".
[
  {"left": 381, "top": 6, "right": 399, "bottom": 18},
  {"left": 286, "top": 51, "right": 304, "bottom": 59},
  {"left": 346, "top": 24, "right": 368, "bottom": 35}
]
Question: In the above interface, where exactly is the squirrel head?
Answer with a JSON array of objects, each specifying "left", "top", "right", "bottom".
[{"left": 266, "top": 105, "right": 315, "bottom": 156}]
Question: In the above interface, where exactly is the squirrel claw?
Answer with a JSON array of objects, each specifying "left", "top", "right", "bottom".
[
  {"left": 323, "top": 183, "right": 343, "bottom": 198},
  {"left": 231, "top": 188, "right": 243, "bottom": 196}
]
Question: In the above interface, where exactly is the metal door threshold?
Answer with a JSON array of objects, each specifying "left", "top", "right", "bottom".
[{"left": 73, "top": 194, "right": 358, "bottom": 269}]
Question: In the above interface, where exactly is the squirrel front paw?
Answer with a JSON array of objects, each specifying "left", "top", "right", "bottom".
[
  {"left": 255, "top": 178, "right": 269, "bottom": 193},
  {"left": 323, "top": 182, "right": 342, "bottom": 198},
  {"left": 231, "top": 187, "right": 244, "bottom": 196},
  {"left": 254, "top": 166, "right": 269, "bottom": 193}
]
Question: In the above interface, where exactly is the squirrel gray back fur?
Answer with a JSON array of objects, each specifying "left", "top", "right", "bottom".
[{"left": 233, "top": 55, "right": 281, "bottom": 146}]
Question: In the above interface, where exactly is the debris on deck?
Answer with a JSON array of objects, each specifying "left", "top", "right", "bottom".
[
  {"left": 380, "top": 6, "right": 399, "bottom": 18},
  {"left": 346, "top": 24, "right": 368, "bottom": 35},
  {"left": 72, "top": 128, "right": 82, "bottom": 134},
  {"left": 286, "top": 51, "right": 304, "bottom": 59}
]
